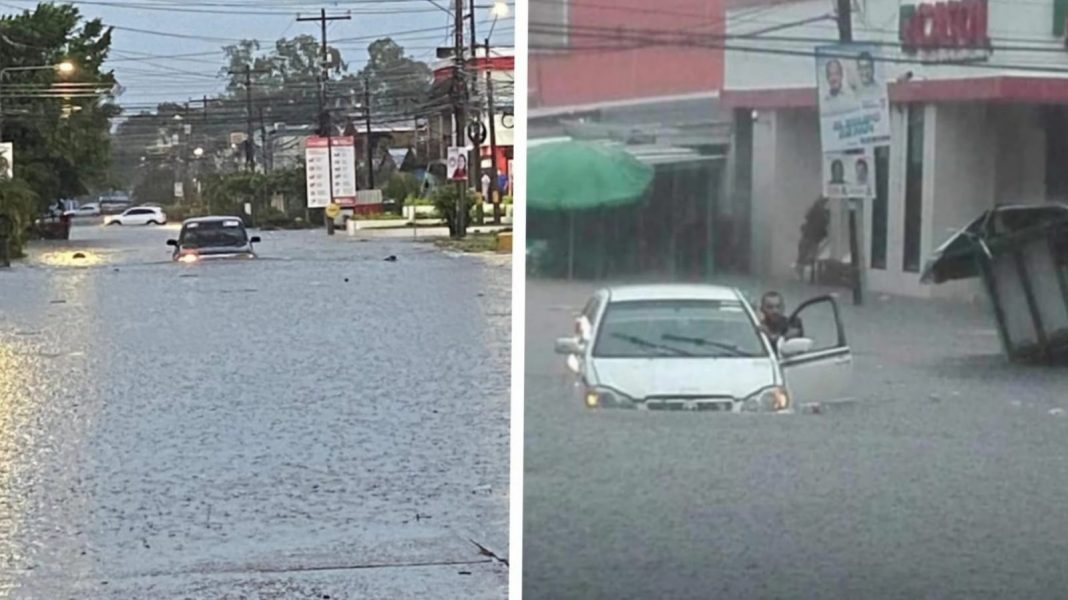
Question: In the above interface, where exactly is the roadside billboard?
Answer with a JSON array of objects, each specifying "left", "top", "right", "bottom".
[
  {"left": 815, "top": 44, "right": 891, "bottom": 153},
  {"left": 305, "top": 136, "right": 357, "bottom": 208}
]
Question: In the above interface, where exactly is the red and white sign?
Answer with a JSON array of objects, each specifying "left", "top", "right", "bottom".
[
  {"left": 899, "top": 0, "right": 991, "bottom": 62},
  {"left": 305, "top": 136, "right": 357, "bottom": 208}
]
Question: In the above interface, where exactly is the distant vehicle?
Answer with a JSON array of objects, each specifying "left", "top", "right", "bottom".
[
  {"left": 167, "top": 216, "right": 260, "bottom": 263},
  {"left": 64, "top": 203, "right": 101, "bottom": 218},
  {"left": 104, "top": 206, "right": 167, "bottom": 226},
  {"left": 554, "top": 284, "right": 853, "bottom": 412},
  {"left": 99, "top": 193, "right": 132, "bottom": 214}
]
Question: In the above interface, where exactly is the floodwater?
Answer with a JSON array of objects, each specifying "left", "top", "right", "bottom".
[
  {"left": 0, "top": 224, "right": 510, "bottom": 598},
  {"left": 525, "top": 276, "right": 1068, "bottom": 600}
]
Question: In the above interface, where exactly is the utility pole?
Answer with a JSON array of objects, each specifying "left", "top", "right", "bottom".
[
  {"left": 469, "top": 0, "right": 478, "bottom": 62},
  {"left": 364, "top": 76, "right": 374, "bottom": 189},
  {"left": 298, "top": 8, "right": 351, "bottom": 235},
  {"left": 452, "top": 0, "right": 467, "bottom": 238},
  {"left": 259, "top": 106, "right": 270, "bottom": 172},
  {"left": 836, "top": 0, "right": 853, "bottom": 43},
  {"left": 227, "top": 65, "right": 256, "bottom": 171},
  {"left": 468, "top": 0, "right": 483, "bottom": 213},
  {"left": 836, "top": 0, "right": 863, "bottom": 306},
  {"left": 484, "top": 38, "right": 501, "bottom": 225}
]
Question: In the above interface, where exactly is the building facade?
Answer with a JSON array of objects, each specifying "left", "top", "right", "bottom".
[
  {"left": 427, "top": 47, "right": 515, "bottom": 183},
  {"left": 722, "top": 0, "right": 1068, "bottom": 300},
  {"left": 529, "top": 0, "right": 725, "bottom": 111}
]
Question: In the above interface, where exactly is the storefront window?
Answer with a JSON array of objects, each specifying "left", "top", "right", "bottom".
[
  {"left": 871, "top": 146, "right": 889, "bottom": 270},
  {"left": 904, "top": 106, "right": 925, "bottom": 273}
]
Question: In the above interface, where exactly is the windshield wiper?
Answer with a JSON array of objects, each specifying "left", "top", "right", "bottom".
[
  {"left": 610, "top": 333, "right": 693, "bottom": 357},
  {"left": 661, "top": 334, "right": 756, "bottom": 357}
]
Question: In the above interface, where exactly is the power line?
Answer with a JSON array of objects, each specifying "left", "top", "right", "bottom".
[
  {"left": 528, "top": 25, "right": 1068, "bottom": 76},
  {"left": 530, "top": 21, "right": 1068, "bottom": 61}
]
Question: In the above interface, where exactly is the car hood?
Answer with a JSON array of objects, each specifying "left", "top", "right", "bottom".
[{"left": 590, "top": 356, "right": 778, "bottom": 401}]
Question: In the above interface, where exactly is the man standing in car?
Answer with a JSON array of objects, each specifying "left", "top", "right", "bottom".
[{"left": 759, "top": 291, "right": 804, "bottom": 348}]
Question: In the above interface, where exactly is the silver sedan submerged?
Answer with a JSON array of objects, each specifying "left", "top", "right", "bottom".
[{"left": 555, "top": 284, "right": 853, "bottom": 413}]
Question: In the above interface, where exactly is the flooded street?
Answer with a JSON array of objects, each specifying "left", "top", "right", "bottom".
[
  {"left": 524, "top": 276, "right": 1068, "bottom": 600},
  {"left": 0, "top": 224, "right": 510, "bottom": 598}
]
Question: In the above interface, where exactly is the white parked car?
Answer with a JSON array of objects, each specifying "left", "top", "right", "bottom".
[
  {"left": 64, "top": 203, "right": 101, "bottom": 218},
  {"left": 554, "top": 284, "right": 853, "bottom": 413},
  {"left": 104, "top": 206, "right": 167, "bottom": 226}
]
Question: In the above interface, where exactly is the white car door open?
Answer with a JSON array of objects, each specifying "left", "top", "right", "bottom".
[{"left": 779, "top": 295, "right": 853, "bottom": 406}]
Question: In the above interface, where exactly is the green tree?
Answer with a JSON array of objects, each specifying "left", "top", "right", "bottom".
[
  {"left": 353, "top": 39, "right": 431, "bottom": 115},
  {"left": 0, "top": 4, "right": 119, "bottom": 209},
  {"left": 221, "top": 35, "right": 343, "bottom": 128},
  {"left": 0, "top": 177, "right": 39, "bottom": 256},
  {"left": 383, "top": 172, "right": 421, "bottom": 203},
  {"left": 130, "top": 163, "right": 176, "bottom": 207}
]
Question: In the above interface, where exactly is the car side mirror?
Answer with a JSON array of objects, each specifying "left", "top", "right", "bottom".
[
  {"left": 166, "top": 239, "right": 178, "bottom": 246},
  {"left": 249, "top": 236, "right": 261, "bottom": 244},
  {"left": 554, "top": 337, "right": 584, "bottom": 356},
  {"left": 780, "top": 337, "right": 814, "bottom": 357}
]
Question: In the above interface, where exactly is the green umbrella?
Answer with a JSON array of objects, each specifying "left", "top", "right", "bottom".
[
  {"left": 528, "top": 140, "right": 654, "bottom": 278},
  {"left": 528, "top": 140, "right": 654, "bottom": 210}
]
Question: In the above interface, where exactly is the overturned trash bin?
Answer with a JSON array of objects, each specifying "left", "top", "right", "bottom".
[{"left": 922, "top": 203, "right": 1068, "bottom": 363}]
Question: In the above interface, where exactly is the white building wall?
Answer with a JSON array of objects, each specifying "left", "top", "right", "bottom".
[
  {"left": 926, "top": 104, "right": 995, "bottom": 301},
  {"left": 750, "top": 109, "right": 778, "bottom": 277},
  {"left": 727, "top": 1, "right": 1067, "bottom": 301},
  {"left": 750, "top": 108, "right": 823, "bottom": 279},
  {"left": 755, "top": 101, "right": 1042, "bottom": 302},
  {"left": 994, "top": 105, "right": 1047, "bottom": 206},
  {"left": 725, "top": 0, "right": 1068, "bottom": 92}
]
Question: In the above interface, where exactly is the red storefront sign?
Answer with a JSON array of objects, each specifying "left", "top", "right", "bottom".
[{"left": 899, "top": 0, "right": 990, "bottom": 54}]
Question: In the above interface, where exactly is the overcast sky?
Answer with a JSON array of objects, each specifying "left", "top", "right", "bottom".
[{"left": 0, "top": 0, "right": 514, "bottom": 112}]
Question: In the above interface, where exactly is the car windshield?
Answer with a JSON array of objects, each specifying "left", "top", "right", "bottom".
[
  {"left": 180, "top": 221, "right": 247, "bottom": 248},
  {"left": 592, "top": 299, "right": 767, "bottom": 359}
]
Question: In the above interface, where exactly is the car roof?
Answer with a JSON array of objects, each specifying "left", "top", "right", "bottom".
[
  {"left": 182, "top": 216, "right": 245, "bottom": 225},
  {"left": 604, "top": 284, "right": 745, "bottom": 303}
]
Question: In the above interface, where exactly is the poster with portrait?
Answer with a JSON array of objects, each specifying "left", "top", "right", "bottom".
[
  {"left": 447, "top": 146, "right": 469, "bottom": 181},
  {"left": 815, "top": 44, "right": 891, "bottom": 153},
  {"left": 823, "top": 148, "right": 875, "bottom": 199}
]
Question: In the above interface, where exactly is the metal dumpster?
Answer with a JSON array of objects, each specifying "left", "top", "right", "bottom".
[{"left": 922, "top": 204, "right": 1068, "bottom": 362}]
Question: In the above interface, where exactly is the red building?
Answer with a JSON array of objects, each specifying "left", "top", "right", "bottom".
[{"left": 529, "top": 0, "right": 726, "bottom": 111}]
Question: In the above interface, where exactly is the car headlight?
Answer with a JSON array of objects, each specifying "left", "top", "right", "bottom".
[
  {"left": 744, "top": 386, "right": 791, "bottom": 412},
  {"left": 581, "top": 384, "right": 635, "bottom": 409},
  {"left": 178, "top": 253, "right": 199, "bottom": 263}
]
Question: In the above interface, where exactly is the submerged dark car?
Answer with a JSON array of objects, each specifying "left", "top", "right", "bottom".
[{"left": 167, "top": 216, "right": 260, "bottom": 263}]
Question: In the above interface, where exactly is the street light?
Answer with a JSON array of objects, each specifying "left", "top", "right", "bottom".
[
  {"left": 193, "top": 147, "right": 204, "bottom": 158},
  {"left": 0, "top": 61, "right": 77, "bottom": 142},
  {"left": 489, "top": 1, "right": 509, "bottom": 38}
]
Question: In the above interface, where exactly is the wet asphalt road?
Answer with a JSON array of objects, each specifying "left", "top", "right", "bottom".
[
  {"left": 0, "top": 223, "right": 510, "bottom": 598},
  {"left": 524, "top": 275, "right": 1068, "bottom": 600}
]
